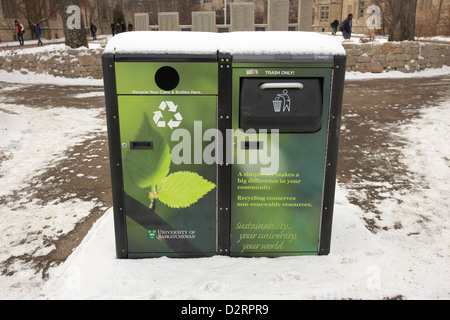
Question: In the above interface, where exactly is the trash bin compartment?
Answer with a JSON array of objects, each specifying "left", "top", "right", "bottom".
[{"left": 239, "top": 78, "right": 323, "bottom": 133}]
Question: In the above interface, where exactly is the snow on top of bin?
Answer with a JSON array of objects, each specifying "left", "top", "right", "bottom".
[
  {"left": 104, "top": 31, "right": 220, "bottom": 55},
  {"left": 104, "top": 31, "right": 346, "bottom": 57},
  {"left": 221, "top": 32, "right": 346, "bottom": 57}
]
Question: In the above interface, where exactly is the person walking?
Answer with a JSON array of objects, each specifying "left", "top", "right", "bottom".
[
  {"left": 33, "top": 22, "right": 43, "bottom": 46},
  {"left": 330, "top": 19, "right": 339, "bottom": 35},
  {"left": 90, "top": 23, "right": 97, "bottom": 40},
  {"left": 128, "top": 21, "right": 133, "bottom": 32},
  {"left": 342, "top": 14, "right": 353, "bottom": 40},
  {"left": 15, "top": 20, "right": 25, "bottom": 46},
  {"left": 111, "top": 22, "right": 116, "bottom": 36}
]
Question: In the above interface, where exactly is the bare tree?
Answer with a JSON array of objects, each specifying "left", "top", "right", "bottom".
[
  {"left": 446, "top": 1, "right": 450, "bottom": 35},
  {"left": 57, "top": 0, "right": 87, "bottom": 48},
  {"left": 387, "top": 0, "right": 418, "bottom": 41},
  {"left": 17, "top": 0, "right": 60, "bottom": 24},
  {"left": 16, "top": 0, "right": 60, "bottom": 38},
  {"left": 421, "top": 0, "right": 450, "bottom": 36},
  {"left": 79, "top": 0, "right": 100, "bottom": 28}
]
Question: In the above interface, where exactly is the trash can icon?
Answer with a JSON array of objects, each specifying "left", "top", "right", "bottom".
[
  {"left": 273, "top": 97, "right": 282, "bottom": 112},
  {"left": 273, "top": 89, "right": 291, "bottom": 112}
]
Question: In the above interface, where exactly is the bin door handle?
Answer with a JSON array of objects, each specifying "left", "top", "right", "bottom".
[
  {"left": 259, "top": 82, "right": 304, "bottom": 90},
  {"left": 130, "top": 141, "right": 153, "bottom": 150}
]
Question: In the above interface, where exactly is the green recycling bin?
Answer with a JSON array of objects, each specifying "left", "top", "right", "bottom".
[
  {"left": 102, "top": 33, "right": 220, "bottom": 258},
  {"left": 102, "top": 32, "right": 346, "bottom": 258}
]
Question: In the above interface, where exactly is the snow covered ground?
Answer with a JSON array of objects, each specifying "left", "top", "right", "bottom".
[
  {"left": 0, "top": 35, "right": 110, "bottom": 49},
  {"left": 0, "top": 66, "right": 449, "bottom": 300},
  {"left": 42, "top": 90, "right": 450, "bottom": 300}
]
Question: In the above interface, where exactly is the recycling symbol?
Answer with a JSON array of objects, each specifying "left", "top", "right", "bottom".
[{"left": 153, "top": 101, "right": 183, "bottom": 130}]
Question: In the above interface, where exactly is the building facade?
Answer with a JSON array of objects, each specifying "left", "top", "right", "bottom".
[
  {"left": 313, "top": 0, "right": 450, "bottom": 36},
  {"left": 1, "top": 0, "right": 448, "bottom": 43},
  {"left": 312, "top": 0, "right": 378, "bottom": 34}
]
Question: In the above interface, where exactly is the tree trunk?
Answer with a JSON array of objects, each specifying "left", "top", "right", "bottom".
[
  {"left": 434, "top": 0, "right": 443, "bottom": 35},
  {"left": 57, "top": 0, "right": 87, "bottom": 48},
  {"left": 388, "top": 0, "right": 418, "bottom": 41}
]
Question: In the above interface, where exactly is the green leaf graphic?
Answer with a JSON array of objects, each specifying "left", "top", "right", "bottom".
[
  {"left": 126, "top": 113, "right": 171, "bottom": 189},
  {"left": 158, "top": 171, "right": 215, "bottom": 209}
]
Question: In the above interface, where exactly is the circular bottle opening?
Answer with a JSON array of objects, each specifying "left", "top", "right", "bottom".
[{"left": 154, "top": 66, "right": 179, "bottom": 91}]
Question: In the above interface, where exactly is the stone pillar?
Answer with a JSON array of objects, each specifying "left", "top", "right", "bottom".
[
  {"left": 268, "top": 0, "right": 289, "bottom": 31},
  {"left": 192, "top": 11, "right": 216, "bottom": 32},
  {"left": 230, "top": 2, "right": 255, "bottom": 32},
  {"left": 158, "top": 12, "right": 179, "bottom": 31},
  {"left": 134, "top": 13, "right": 149, "bottom": 31},
  {"left": 298, "top": 0, "right": 313, "bottom": 31}
]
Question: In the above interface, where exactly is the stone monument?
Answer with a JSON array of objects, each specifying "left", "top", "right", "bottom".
[
  {"left": 192, "top": 11, "right": 216, "bottom": 32},
  {"left": 298, "top": 0, "right": 313, "bottom": 31},
  {"left": 268, "top": 0, "right": 289, "bottom": 31},
  {"left": 158, "top": 12, "right": 179, "bottom": 31},
  {"left": 230, "top": 2, "right": 255, "bottom": 32},
  {"left": 134, "top": 13, "right": 149, "bottom": 31}
]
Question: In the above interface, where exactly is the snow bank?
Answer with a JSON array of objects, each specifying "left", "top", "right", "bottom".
[
  {"left": 0, "top": 43, "right": 104, "bottom": 58},
  {"left": 0, "top": 104, "right": 105, "bottom": 198},
  {"left": 0, "top": 70, "right": 103, "bottom": 86},
  {"left": 41, "top": 187, "right": 387, "bottom": 300},
  {"left": 0, "top": 99, "right": 107, "bottom": 298},
  {"left": 40, "top": 178, "right": 449, "bottom": 300},
  {"left": 346, "top": 65, "right": 450, "bottom": 80}
]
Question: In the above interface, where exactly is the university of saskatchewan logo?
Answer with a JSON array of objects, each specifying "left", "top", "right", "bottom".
[{"left": 147, "top": 229, "right": 158, "bottom": 240}]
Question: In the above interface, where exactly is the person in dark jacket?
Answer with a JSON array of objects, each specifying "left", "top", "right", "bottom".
[
  {"left": 111, "top": 22, "right": 115, "bottom": 36},
  {"left": 330, "top": 19, "right": 339, "bottom": 35},
  {"left": 342, "top": 14, "right": 353, "bottom": 40},
  {"left": 33, "top": 21, "right": 43, "bottom": 46},
  {"left": 90, "top": 23, "right": 97, "bottom": 40}
]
